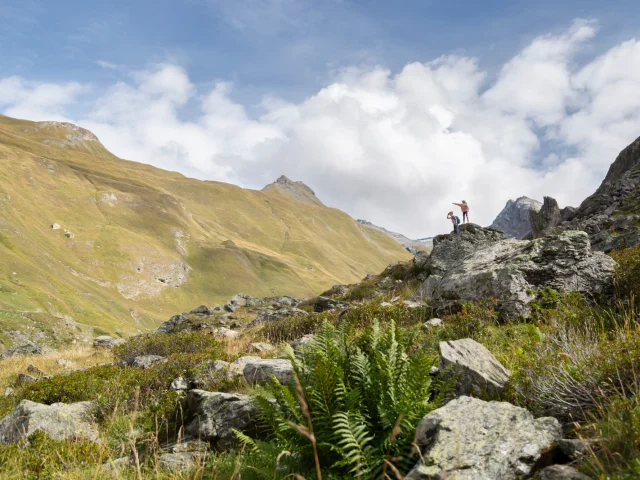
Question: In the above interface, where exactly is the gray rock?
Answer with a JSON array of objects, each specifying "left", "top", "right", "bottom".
[
  {"left": 170, "top": 377, "right": 189, "bottom": 391},
  {"left": 539, "top": 465, "right": 592, "bottom": 480},
  {"left": 490, "top": 196, "right": 542, "bottom": 239},
  {"left": 420, "top": 230, "right": 616, "bottom": 318},
  {"left": 407, "top": 396, "right": 562, "bottom": 480},
  {"left": 229, "top": 356, "right": 294, "bottom": 385},
  {"left": 27, "top": 364, "right": 47, "bottom": 376},
  {"left": 0, "top": 342, "right": 50, "bottom": 359},
  {"left": 102, "top": 456, "right": 132, "bottom": 473},
  {"left": 190, "top": 305, "right": 212, "bottom": 315},
  {"left": 439, "top": 339, "right": 511, "bottom": 398},
  {"left": 223, "top": 303, "right": 236, "bottom": 313},
  {"left": 246, "top": 342, "right": 275, "bottom": 354},
  {"left": 422, "top": 318, "right": 443, "bottom": 329},
  {"left": 15, "top": 374, "right": 37, "bottom": 386},
  {"left": 189, "top": 360, "right": 230, "bottom": 389},
  {"left": 558, "top": 438, "right": 591, "bottom": 460},
  {"left": 314, "top": 296, "right": 350, "bottom": 313},
  {"left": 290, "top": 335, "right": 314, "bottom": 350},
  {"left": 156, "top": 313, "right": 190, "bottom": 333},
  {"left": 51, "top": 223, "right": 61, "bottom": 230},
  {"left": 131, "top": 355, "right": 167, "bottom": 369},
  {"left": 56, "top": 359, "right": 76, "bottom": 369},
  {"left": 0, "top": 400, "right": 98, "bottom": 444},
  {"left": 183, "top": 390, "right": 258, "bottom": 447},
  {"left": 249, "top": 307, "right": 308, "bottom": 327},
  {"left": 210, "top": 327, "right": 238, "bottom": 339},
  {"left": 530, "top": 196, "right": 562, "bottom": 238},
  {"left": 229, "top": 294, "right": 250, "bottom": 307},
  {"left": 93, "top": 336, "right": 126, "bottom": 349},
  {"left": 158, "top": 452, "right": 206, "bottom": 471},
  {"left": 4, "top": 387, "right": 14, "bottom": 397}
]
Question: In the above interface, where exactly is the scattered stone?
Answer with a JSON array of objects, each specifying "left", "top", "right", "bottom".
[
  {"left": 190, "top": 305, "right": 212, "bottom": 315},
  {"left": 429, "top": 366, "right": 440, "bottom": 375},
  {"left": 230, "top": 357, "right": 294, "bottom": 385},
  {"left": 223, "top": 303, "right": 236, "bottom": 313},
  {"left": 422, "top": 318, "right": 443, "bottom": 329},
  {"left": 93, "top": 336, "right": 126, "bottom": 350},
  {"left": 539, "top": 465, "right": 593, "bottom": 480},
  {"left": 229, "top": 294, "right": 249, "bottom": 307},
  {"left": 64, "top": 231, "right": 74, "bottom": 239},
  {"left": 0, "top": 400, "right": 98, "bottom": 444},
  {"left": 156, "top": 314, "right": 190, "bottom": 334},
  {"left": 170, "top": 377, "right": 189, "bottom": 391},
  {"left": 249, "top": 307, "right": 308, "bottom": 327},
  {"left": 210, "top": 327, "right": 238, "bottom": 339},
  {"left": 290, "top": 335, "right": 314, "bottom": 350},
  {"left": 439, "top": 339, "right": 511, "bottom": 398},
  {"left": 56, "top": 359, "right": 76, "bottom": 369},
  {"left": 0, "top": 342, "right": 50, "bottom": 360},
  {"left": 402, "top": 300, "right": 424, "bottom": 309},
  {"left": 183, "top": 390, "right": 258, "bottom": 447},
  {"left": 158, "top": 452, "right": 206, "bottom": 471},
  {"left": 51, "top": 223, "right": 61, "bottom": 230},
  {"left": 131, "top": 355, "right": 167, "bottom": 369},
  {"left": 15, "top": 374, "right": 37, "bottom": 386},
  {"left": 27, "top": 364, "right": 47, "bottom": 377},
  {"left": 407, "top": 396, "right": 562, "bottom": 480},
  {"left": 314, "top": 296, "right": 350, "bottom": 313},
  {"left": 246, "top": 342, "right": 275, "bottom": 354},
  {"left": 102, "top": 456, "right": 132, "bottom": 472},
  {"left": 4, "top": 388, "right": 14, "bottom": 397},
  {"left": 558, "top": 438, "right": 592, "bottom": 460},
  {"left": 230, "top": 321, "right": 243, "bottom": 329},
  {"left": 379, "top": 302, "right": 393, "bottom": 307}
]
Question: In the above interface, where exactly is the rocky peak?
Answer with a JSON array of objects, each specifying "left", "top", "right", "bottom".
[
  {"left": 357, "top": 219, "right": 433, "bottom": 250},
  {"left": 37, "top": 121, "right": 101, "bottom": 144},
  {"left": 262, "top": 175, "right": 324, "bottom": 206},
  {"left": 490, "top": 196, "right": 542, "bottom": 239}
]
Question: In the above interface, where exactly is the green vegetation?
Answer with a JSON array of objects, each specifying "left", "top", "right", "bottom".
[{"left": 0, "top": 114, "right": 410, "bottom": 346}]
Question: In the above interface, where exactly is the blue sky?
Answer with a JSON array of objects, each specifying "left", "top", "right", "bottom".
[{"left": 2, "top": 1, "right": 640, "bottom": 237}]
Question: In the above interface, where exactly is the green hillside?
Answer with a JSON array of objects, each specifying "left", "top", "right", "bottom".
[{"left": 0, "top": 115, "right": 409, "bottom": 346}]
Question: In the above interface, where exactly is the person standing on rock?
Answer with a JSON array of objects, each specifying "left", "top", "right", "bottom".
[
  {"left": 447, "top": 211, "right": 460, "bottom": 234},
  {"left": 453, "top": 200, "right": 470, "bottom": 223}
]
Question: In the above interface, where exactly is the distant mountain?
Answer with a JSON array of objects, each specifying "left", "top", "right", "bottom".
[
  {"left": 357, "top": 220, "right": 433, "bottom": 250},
  {"left": 0, "top": 114, "right": 410, "bottom": 348},
  {"left": 262, "top": 175, "right": 324, "bottom": 206},
  {"left": 490, "top": 196, "right": 542, "bottom": 238}
]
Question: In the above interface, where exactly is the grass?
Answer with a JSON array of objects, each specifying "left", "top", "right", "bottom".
[{"left": 0, "top": 114, "right": 410, "bottom": 347}]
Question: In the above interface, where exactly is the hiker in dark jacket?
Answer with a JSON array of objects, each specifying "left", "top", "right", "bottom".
[{"left": 447, "top": 211, "right": 460, "bottom": 234}]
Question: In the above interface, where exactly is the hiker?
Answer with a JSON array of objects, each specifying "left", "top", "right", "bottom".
[
  {"left": 453, "top": 200, "right": 470, "bottom": 223},
  {"left": 447, "top": 211, "right": 460, "bottom": 234}
]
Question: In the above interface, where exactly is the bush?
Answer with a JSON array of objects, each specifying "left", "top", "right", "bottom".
[
  {"left": 259, "top": 313, "right": 328, "bottom": 343},
  {"left": 611, "top": 244, "right": 640, "bottom": 302},
  {"left": 250, "top": 320, "right": 444, "bottom": 478},
  {"left": 113, "top": 330, "right": 226, "bottom": 365}
]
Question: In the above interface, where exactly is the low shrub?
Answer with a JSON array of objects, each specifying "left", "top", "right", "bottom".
[
  {"left": 611, "top": 243, "right": 640, "bottom": 302},
  {"left": 113, "top": 330, "right": 225, "bottom": 365},
  {"left": 259, "top": 313, "right": 328, "bottom": 343}
]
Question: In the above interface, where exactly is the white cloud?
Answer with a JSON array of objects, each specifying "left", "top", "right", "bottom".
[{"left": 2, "top": 20, "right": 640, "bottom": 238}]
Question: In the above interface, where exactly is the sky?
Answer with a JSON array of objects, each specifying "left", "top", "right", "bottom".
[{"left": 2, "top": 1, "right": 640, "bottom": 238}]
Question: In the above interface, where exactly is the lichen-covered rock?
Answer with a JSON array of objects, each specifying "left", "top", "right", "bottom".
[
  {"left": 246, "top": 342, "right": 275, "bottom": 354},
  {"left": 0, "top": 342, "right": 50, "bottom": 359},
  {"left": 422, "top": 318, "right": 443, "bottom": 329},
  {"left": 93, "top": 336, "right": 126, "bottom": 349},
  {"left": 420, "top": 231, "right": 615, "bottom": 318},
  {"left": 131, "top": 355, "right": 167, "bottom": 369},
  {"left": 491, "top": 196, "right": 542, "bottom": 239},
  {"left": 229, "top": 356, "right": 294, "bottom": 385},
  {"left": 407, "top": 396, "right": 562, "bottom": 480},
  {"left": 248, "top": 307, "right": 308, "bottom": 327},
  {"left": 183, "top": 390, "right": 258, "bottom": 447},
  {"left": 439, "top": 339, "right": 511, "bottom": 398},
  {"left": 190, "top": 305, "right": 212, "bottom": 315},
  {"left": 530, "top": 196, "right": 562, "bottom": 239},
  {"left": 313, "top": 296, "right": 350, "bottom": 313},
  {"left": 158, "top": 452, "right": 206, "bottom": 471},
  {"left": 539, "top": 465, "right": 593, "bottom": 480},
  {"left": 156, "top": 314, "right": 190, "bottom": 333},
  {"left": 170, "top": 377, "right": 189, "bottom": 391},
  {"left": 0, "top": 400, "right": 98, "bottom": 444}
]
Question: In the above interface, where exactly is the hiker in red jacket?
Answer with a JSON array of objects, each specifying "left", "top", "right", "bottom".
[
  {"left": 447, "top": 211, "right": 460, "bottom": 234},
  {"left": 453, "top": 200, "right": 470, "bottom": 223}
]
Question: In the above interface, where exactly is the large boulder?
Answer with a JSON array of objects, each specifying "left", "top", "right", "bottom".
[
  {"left": 0, "top": 342, "right": 51, "bottom": 359},
  {"left": 420, "top": 230, "right": 615, "bottom": 318},
  {"left": 439, "top": 339, "right": 511, "bottom": 398},
  {"left": 248, "top": 307, "right": 308, "bottom": 327},
  {"left": 183, "top": 390, "right": 258, "bottom": 447},
  {"left": 0, "top": 400, "right": 98, "bottom": 444},
  {"left": 313, "top": 296, "right": 350, "bottom": 313},
  {"left": 229, "top": 356, "right": 294, "bottom": 385},
  {"left": 407, "top": 396, "right": 562, "bottom": 480},
  {"left": 131, "top": 355, "right": 167, "bottom": 369}
]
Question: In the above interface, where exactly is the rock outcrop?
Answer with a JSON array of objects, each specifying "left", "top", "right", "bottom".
[
  {"left": 262, "top": 175, "right": 324, "bottom": 206},
  {"left": 417, "top": 230, "right": 615, "bottom": 318},
  {"left": 490, "top": 196, "right": 542, "bottom": 238},
  {"left": 183, "top": 390, "right": 258, "bottom": 447},
  {"left": 407, "top": 396, "right": 562, "bottom": 479},
  {"left": 93, "top": 336, "right": 126, "bottom": 350},
  {"left": 530, "top": 196, "right": 563, "bottom": 239},
  {"left": 228, "top": 356, "right": 294, "bottom": 385},
  {"left": 0, "top": 400, "right": 98, "bottom": 444},
  {"left": 0, "top": 342, "right": 50, "bottom": 359},
  {"left": 439, "top": 339, "right": 511, "bottom": 398}
]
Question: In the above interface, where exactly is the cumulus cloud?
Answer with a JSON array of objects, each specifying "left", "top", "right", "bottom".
[{"left": 2, "top": 20, "right": 640, "bottom": 238}]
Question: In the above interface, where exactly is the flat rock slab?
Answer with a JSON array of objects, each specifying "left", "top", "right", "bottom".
[
  {"left": 230, "top": 356, "right": 294, "bottom": 385},
  {"left": 0, "top": 400, "right": 98, "bottom": 444},
  {"left": 183, "top": 390, "right": 258, "bottom": 447},
  {"left": 439, "top": 338, "right": 511, "bottom": 398},
  {"left": 131, "top": 355, "right": 167, "bottom": 369},
  {"left": 93, "top": 336, "right": 126, "bottom": 349},
  {"left": 407, "top": 396, "right": 562, "bottom": 480}
]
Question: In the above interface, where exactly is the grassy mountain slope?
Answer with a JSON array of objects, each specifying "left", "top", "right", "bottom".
[{"left": 0, "top": 115, "right": 409, "bottom": 346}]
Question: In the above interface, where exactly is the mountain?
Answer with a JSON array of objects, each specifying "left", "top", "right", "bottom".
[
  {"left": 356, "top": 220, "right": 433, "bottom": 250},
  {"left": 489, "top": 196, "right": 542, "bottom": 238},
  {"left": 262, "top": 175, "right": 324, "bottom": 206},
  {"left": 528, "top": 136, "right": 640, "bottom": 252},
  {"left": 0, "top": 115, "right": 410, "bottom": 347}
]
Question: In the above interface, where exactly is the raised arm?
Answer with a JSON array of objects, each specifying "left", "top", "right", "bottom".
[{"left": 452, "top": 202, "right": 462, "bottom": 207}]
